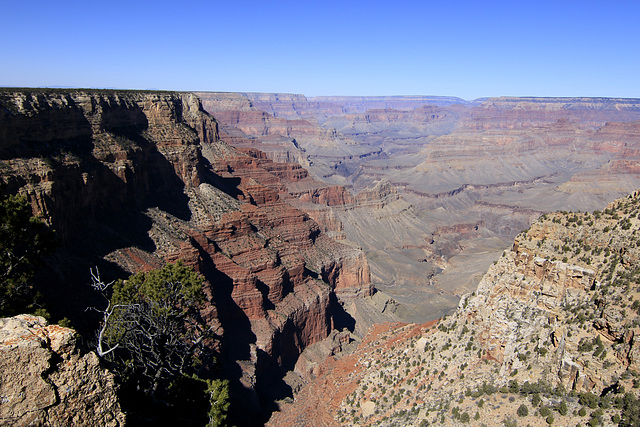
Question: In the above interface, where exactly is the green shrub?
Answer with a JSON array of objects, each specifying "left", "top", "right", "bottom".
[
  {"left": 531, "top": 393, "right": 541, "bottom": 407},
  {"left": 517, "top": 404, "right": 529, "bottom": 417},
  {"left": 588, "top": 408, "right": 603, "bottom": 426},
  {"left": 0, "top": 191, "right": 56, "bottom": 316},
  {"left": 620, "top": 392, "right": 640, "bottom": 426},
  {"left": 579, "top": 392, "right": 599, "bottom": 409}
]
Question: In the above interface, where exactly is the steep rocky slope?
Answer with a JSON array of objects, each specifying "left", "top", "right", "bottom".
[
  {"left": 0, "top": 314, "right": 125, "bottom": 426},
  {"left": 0, "top": 89, "right": 372, "bottom": 423},
  {"left": 270, "top": 190, "right": 640, "bottom": 426}
]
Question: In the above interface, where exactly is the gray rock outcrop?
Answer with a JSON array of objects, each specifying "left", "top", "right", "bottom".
[{"left": 0, "top": 314, "right": 125, "bottom": 426}]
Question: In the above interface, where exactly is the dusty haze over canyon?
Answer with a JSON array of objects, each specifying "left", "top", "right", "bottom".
[{"left": 197, "top": 92, "right": 640, "bottom": 321}]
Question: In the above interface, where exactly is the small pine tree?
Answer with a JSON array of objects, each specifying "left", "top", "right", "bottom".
[
  {"left": 92, "top": 261, "right": 225, "bottom": 423},
  {"left": 206, "top": 379, "right": 230, "bottom": 427}
]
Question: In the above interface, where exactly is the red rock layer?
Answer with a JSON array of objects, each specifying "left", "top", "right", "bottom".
[{"left": 211, "top": 110, "right": 330, "bottom": 139}]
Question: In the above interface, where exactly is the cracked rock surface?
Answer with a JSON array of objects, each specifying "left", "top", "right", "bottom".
[{"left": 0, "top": 314, "right": 125, "bottom": 426}]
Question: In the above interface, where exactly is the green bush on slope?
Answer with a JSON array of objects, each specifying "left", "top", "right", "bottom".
[{"left": 0, "top": 190, "right": 55, "bottom": 317}]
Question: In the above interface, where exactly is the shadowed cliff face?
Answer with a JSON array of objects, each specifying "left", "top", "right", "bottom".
[
  {"left": 0, "top": 89, "right": 372, "bottom": 424},
  {"left": 197, "top": 92, "right": 640, "bottom": 322}
]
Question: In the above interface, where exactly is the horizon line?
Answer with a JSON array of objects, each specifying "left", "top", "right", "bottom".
[{"left": 3, "top": 86, "right": 640, "bottom": 102}]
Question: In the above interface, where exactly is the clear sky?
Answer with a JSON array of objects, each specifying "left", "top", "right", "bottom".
[{"left": 1, "top": 0, "right": 638, "bottom": 100}]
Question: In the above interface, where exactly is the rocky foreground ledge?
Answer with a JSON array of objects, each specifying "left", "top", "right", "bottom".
[{"left": 0, "top": 314, "right": 125, "bottom": 426}]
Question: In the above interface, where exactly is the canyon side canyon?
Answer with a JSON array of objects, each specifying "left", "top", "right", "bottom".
[{"left": 2, "top": 89, "right": 640, "bottom": 425}]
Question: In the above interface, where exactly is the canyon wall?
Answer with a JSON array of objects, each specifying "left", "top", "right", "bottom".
[{"left": 0, "top": 89, "right": 372, "bottom": 423}]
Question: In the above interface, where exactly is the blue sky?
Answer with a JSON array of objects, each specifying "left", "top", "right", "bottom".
[{"left": 1, "top": 0, "right": 638, "bottom": 99}]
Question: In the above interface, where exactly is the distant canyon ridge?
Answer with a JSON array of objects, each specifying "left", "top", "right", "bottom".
[{"left": 196, "top": 92, "right": 640, "bottom": 321}]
